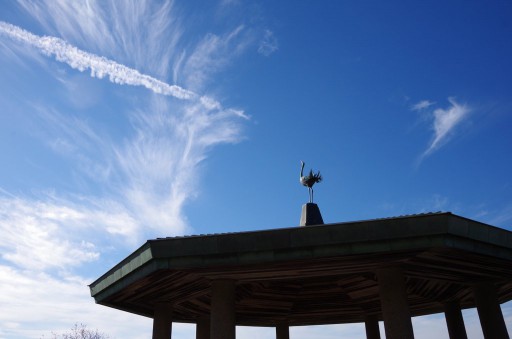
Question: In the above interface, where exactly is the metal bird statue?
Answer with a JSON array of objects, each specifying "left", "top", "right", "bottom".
[{"left": 300, "top": 161, "right": 323, "bottom": 203}]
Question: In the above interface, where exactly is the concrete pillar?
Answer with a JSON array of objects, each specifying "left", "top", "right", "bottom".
[
  {"left": 364, "top": 314, "right": 381, "bottom": 339},
  {"left": 376, "top": 266, "right": 414, "bottom": 339},
  {"left": 443, "top": 301, "right": 468, "bottom": 339},
  {"left": 210, "top": 279, "right": 236, "bottom": 339},
  {"left": 196, "top": 316, "right": 210, "bottom": 339},
  {"left": 473, "top": 282, "right": 510, "bottom": 339},
  {"left": 276, "top": 323, "right": 290, "bottom": 339},
  {"left": 152, "top": 303, "right": 173, "bottom": 339}
]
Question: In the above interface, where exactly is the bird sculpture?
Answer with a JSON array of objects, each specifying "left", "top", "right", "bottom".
[{"left": 300, "top": 161, "right": 323, "bottom": 203}]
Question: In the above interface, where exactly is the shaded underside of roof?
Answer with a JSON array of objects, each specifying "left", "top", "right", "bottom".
[{"left": 90, "top": 212, "right": 512, "bottom": 326}]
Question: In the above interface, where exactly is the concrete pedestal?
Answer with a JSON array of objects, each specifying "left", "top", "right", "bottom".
[
  {"left": 152, "top": 303, "right": 173, "bottom": 339},
  {"left": 444, "top": 301, "right": 468, "bottom": 339},
  {"left": 377, "top": 267, "right": 414, "bottom": 339},
  {"left": 473, "top": 283, "right": 510, "bottom": 339},
  {"left": 300, "top": 203, "right": 324, "bottom": 226},
  {"left": 364, "top": 315, "right": 381, "bottom": 339},
  {"left": 210, "top": 280, "right": 236, "bottom": 339}
]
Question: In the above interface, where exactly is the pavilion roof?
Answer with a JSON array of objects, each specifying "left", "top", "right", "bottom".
[{"left": 90, "top": 212, "right": 512, "bottom": 326}]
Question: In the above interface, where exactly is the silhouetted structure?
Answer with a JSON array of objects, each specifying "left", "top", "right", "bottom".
[{"left": 90, "top": 212, "right": 512, "bottom": 339}]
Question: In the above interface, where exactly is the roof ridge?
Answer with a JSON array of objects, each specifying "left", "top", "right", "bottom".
[{"left": 153, "top": 211, "right": 451, "bottom": 241}]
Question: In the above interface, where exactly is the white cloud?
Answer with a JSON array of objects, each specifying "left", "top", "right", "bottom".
[
  {"left": 180, "top": 25, "right": 249, "bottom": 91},
  {"left": 0, "top": 1, "right": 256, "bottom": 337},
  {"left": 0, "top": 197, "right": 95, "bottom": 270},
  {"left": 15, "top": 0, "right": 114, "bottom": 53},
  {"left": 411, "top": 99, "right": 435, "bottom": 111},
  {"left": 0, "top": 194, "right": 140, "bottom": 271},
  {"left": 0, "top": 21, "right": 196, "bottom": 100},
  {"left": 258, "top": 29, "right": 278, "bottom": 56},
  {"left": 0, "top": 16, "right": 249, "bottom": 237},
  {"left": 110, "top": 97, "right": 246, "bottom": 236},
  {"left": 484, "top": 202, "right": 512, "bottom": 229},
  {"left": 0, "top": 265, "right": 154, "bottom": 339},
  {"left": 420, "top": 98, "right": 471, "bottom": 159},
  {"left": 15, "top": 0, "right": 181, "bottom": 76}
]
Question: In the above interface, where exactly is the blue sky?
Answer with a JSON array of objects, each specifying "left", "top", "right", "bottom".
[{"left": 0, "top": 0, "right": 511, "bottom": 338}]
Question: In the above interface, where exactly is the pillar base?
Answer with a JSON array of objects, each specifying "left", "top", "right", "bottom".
[{"left": 300, "top": 203, "right": 324, "bottom": 226}]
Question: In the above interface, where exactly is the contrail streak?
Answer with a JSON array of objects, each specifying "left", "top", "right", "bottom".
[{"left": 0, "top": 21, "right": 196, "bottom": 100}]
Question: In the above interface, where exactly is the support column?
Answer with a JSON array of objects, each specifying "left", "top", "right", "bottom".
[
  {"left": 376, "top": 266, "right": 414, "bottom": 339},
  {"left": 364, "top": 314, "right": 381, "bottom": 339},
  {"left": 210, "top": 279, "right": 236, "bottom": 339},
  {"left": 443, "top": 301, "right": 468, "bottom": 339},
  {"left": 196, "top": 316, "right": 210, "bottom": 339},
  {"left": 473, "top": 282, "right": 510, "bottom": 339},
  {"left": 152, "top": 303, "right": 173, "bottom": 339},
  {"left": 276, "top": 323, "right": 290, "bottom": 339}
]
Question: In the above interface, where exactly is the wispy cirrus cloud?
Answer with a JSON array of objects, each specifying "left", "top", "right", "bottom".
[
  {"left": 411, "top": 99, "right": 435, "bottom": 111},
  {"left": 426, "top": 98, "right": 470, "bottom": 155},
  {"left": 258, "top": 29, "right": 278, "bottom": 56},
  {"left": 180, "top": 25, "right": 249, "bottom": 91},
  {"left": 0, "top": 0, "right": 250, "bottom": 237},
  {"left": 415, "top": 98, "right": 471, "bottom": 160},
  {"left": 0, "top": 0, "right": 255, "bottom": 336},
  {"left": 15, "top": 0, "right": 180, "bottom": 75},
  {"left": 0, "top": 194, "right": 139, "bottom": 271},
  {"left": 484, "top": 202, "right": 512, "bottom": 229}
]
